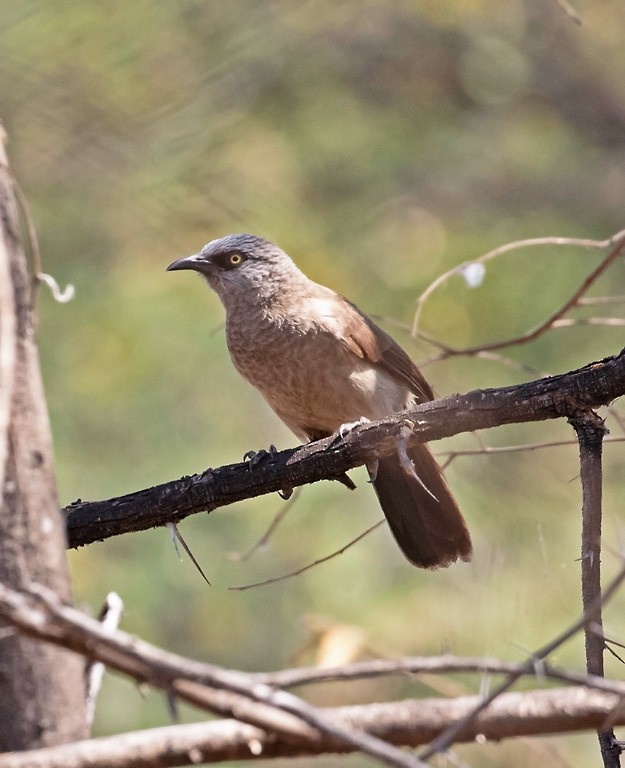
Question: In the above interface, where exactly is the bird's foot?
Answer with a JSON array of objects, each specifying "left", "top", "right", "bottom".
[
  {"left": 337, "top": 416, "right": 371, "bottom": 439},
  {"left": 243, "top": 444, "right": 278, "bottom": 468},
  {"left": 244, "top": 446, "right": 292, "bottom": 500}
]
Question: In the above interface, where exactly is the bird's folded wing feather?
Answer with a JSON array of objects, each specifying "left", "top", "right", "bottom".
[{"left": 336, "top": 297, "right": 434, "bottom": 403}]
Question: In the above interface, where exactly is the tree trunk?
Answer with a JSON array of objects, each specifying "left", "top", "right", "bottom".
[{"left": 0, "top": 132, "right": 88, "bottom": 749}]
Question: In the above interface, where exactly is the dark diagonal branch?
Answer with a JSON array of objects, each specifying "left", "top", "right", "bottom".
[{"left": 64, "top": 348, "right": 625, "bottom": 548}]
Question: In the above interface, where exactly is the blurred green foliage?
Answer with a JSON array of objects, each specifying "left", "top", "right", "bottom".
[{"left": 2, "top": 1, "right": 625, "bottom": 765}]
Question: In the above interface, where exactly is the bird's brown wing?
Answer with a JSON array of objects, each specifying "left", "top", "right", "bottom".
[
  {"left": 339, "top": 298, "right": 434, "bottom": 403},
  {"left": 334, "top": 296, "right": 472, "bottom": 569}
]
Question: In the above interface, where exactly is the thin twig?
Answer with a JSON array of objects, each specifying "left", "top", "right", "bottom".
[
  {"left": 228, "top": 520, "right": 385, "bottom": 591},
  {"left": 605, "top": 643, "right": 625, "bottom": 667},
  {"left": 228, "top": 489, "right": 301, "bottom": 562},
  {"left": 602, "top": 635, "right": 625, "bottom": 653},
  {"left": 168, "top": 522, "right": 211, "bottom": 585},
  {"left": 553, "top": 318, "right": 625, "bottom": 328},
  {"left": 471, "top": 350, "right": 549, "bottom": 377},
  {"left": 11, "top": 176, "right": 42, "bottom": 310},
  {"left": 578, "top": 297, "right": 625, "bottom": 306},
  {"left": 607, "top": 405, "right": 625, "bottom": 434},
  {"left": 13, "top": 179, "right": 74, "bottom": 313},
  {"left": 437, "top": 435, "right": 625, "bottom": 466},
  {"left": 254, "top": 654, "right": 625, "bottom": 697}
]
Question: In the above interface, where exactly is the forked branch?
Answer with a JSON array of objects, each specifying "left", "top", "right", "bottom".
[{"left": 412, "top": 229, "right": 625, "bottom": 360}]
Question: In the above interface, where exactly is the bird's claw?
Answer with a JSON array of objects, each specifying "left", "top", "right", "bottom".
[
  {"left": 244, "top": 444, "right": 278, "bottom": 468},
  {"left": 244, "top": 446, "right": 286, "bottom": 499},
  {"left": 339, "top": 416, "right": 371, "bottom": 438},
  {"left": 366, "top": 458, "right": 379, "bottom": 483}
]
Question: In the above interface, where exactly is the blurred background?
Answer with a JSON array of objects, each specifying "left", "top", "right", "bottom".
[{"left": 2, "top": 1, "right": 625, "bottom": 765}]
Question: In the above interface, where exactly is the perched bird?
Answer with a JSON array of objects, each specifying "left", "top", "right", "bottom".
[{"left": 167, "top": 234, "right": 472, "bottom": 568}]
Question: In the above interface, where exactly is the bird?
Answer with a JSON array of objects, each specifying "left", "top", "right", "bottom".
[{"left": 167, "top": 234, "right": 472, "bottom": 569}]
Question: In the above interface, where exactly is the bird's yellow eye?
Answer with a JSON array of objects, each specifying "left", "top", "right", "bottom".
[{"left": 216, "top": 251, "right": 246, "bottom": 270}]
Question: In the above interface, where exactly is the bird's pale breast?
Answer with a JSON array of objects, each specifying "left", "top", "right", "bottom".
[{"left": 225, "top": 306, "right": 410, "bottom": 441}]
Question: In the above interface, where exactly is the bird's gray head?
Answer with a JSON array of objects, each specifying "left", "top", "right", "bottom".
[{"left": 167, "top": 234, "right": 304, "bottom": 309}]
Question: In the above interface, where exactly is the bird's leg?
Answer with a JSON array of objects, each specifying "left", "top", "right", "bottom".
[
  {"left": 243, "top": 444, "right": 279, "bottom": 467},
  {"left": 305, "top": 431, "right": 358, "bottom": 491},
  {"left": 332, "top": 419, "right": 370, "bottom": 488}
]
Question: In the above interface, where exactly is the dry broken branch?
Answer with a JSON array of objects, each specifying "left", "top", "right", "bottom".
[
  {"left": 1, "top": 687, "right": 625, "bottom": 768},
  {"left": 2, "top": 575, "right": 625, "bottom": 767},
  {"left": 0, "top": 583, "right": 428, "bottom": 768}
]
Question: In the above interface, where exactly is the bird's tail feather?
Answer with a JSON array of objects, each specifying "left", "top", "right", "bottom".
[{"left": 370, "top": 443, "right": 472, "bottom": 568}]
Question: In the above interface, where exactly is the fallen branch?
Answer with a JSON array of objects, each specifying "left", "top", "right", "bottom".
[{"left": 2, "top": 687, "right": 625, "bottom": 768}]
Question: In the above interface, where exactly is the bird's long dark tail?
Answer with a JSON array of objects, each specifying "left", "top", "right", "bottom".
[{"left": 370, "top": 443, "right": 472, "bottom": 568}]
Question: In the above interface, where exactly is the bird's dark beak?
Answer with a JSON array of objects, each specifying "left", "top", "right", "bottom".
[{"left": 166, "top": 253, "right": 209, "bottom": 273}]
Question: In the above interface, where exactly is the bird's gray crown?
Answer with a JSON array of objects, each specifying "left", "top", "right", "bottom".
[{"left": 200, "top": 233, "right": 283, "bottom": 262}]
